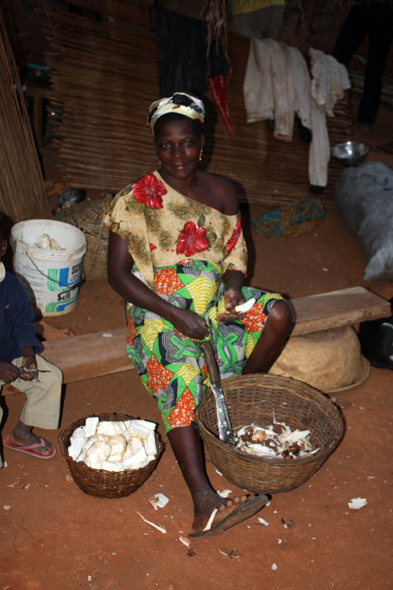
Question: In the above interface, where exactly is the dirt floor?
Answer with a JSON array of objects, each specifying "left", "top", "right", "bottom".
[{"left": 1, "top": 6, "right": 393, "bottom": 584}]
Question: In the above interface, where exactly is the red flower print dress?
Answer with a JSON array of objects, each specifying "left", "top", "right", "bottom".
[{"left": 104, "top": 172, "right": 284, "bottom": 432}]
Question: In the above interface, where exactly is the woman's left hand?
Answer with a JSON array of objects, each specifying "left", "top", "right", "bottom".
[{"left": 216, "top": 286, "right": 246, "bottom": 324}]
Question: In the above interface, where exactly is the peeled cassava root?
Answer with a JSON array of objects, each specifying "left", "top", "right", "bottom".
[{"left": 68, "top": 417, "right": 157, "bottom": 471}]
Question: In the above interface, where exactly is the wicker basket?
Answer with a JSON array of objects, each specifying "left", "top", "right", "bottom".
[
  {"left": 54, "top": 193, "right": 113, "bottom": 280},
  {"left": 196, "top": 374, "right": 344, "bottom": 495},
  {"left": 59, "top": 413, "right": 164, "bottom": 498}
]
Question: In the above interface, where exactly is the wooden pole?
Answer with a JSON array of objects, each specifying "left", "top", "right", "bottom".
[{"left": 0, "top": 11, "right": 47, "bottom": 223}]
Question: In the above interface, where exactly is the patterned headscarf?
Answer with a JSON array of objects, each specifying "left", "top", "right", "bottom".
[{"left": 147, "top": 92, "right": 205, "bottom": 134}]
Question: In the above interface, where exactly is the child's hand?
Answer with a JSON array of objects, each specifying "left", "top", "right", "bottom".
[
  {"left": 0, "top": 361, "right": 20, "bottom": 383},
  {"left": 20, "top": 355, "right": 37, "bottom": 381}
]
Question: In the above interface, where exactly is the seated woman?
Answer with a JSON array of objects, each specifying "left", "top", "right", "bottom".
[{"left": 105, "top": 92, "right": 292, "bottom": 537}]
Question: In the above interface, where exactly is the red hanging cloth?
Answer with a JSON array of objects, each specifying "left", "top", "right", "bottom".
[{"left": 208, "top": 74, "right": 235, "bottom": 139}]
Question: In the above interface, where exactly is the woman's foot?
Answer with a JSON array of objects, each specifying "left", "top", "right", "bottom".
[
  {"left": 192, "top": 489, "right": 251, "bottom": 532},
  {"left": 167, "top": 426, "right": 267, "bottom": 536},
  {"left": 190, "top": 491, "right": 268, "bottom": 537}
]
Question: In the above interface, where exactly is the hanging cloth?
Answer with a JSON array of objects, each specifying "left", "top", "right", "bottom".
[
  {"left": 155, "top": 6, "right": 226, "bottom": 95},
  {"left": 154, "top": 7, "right": 235, "bottom": 137},
  {"left": 208, "top": 74, "right": 235, "bottom": 138}
]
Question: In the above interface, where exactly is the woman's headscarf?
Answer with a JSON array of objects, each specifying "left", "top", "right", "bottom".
[{"left": 147, "top": 92, "right": 205, "bottom": 134}]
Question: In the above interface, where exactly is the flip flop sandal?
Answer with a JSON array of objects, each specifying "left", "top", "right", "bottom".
[
  {"left": 4, "top": 436, "right": 56, "bottom": 459},
  {"left": 188, "top": 494, "right": 268, "bottom": 538}
]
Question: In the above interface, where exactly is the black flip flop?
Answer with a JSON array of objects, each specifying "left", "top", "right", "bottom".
[{"left": 188, "top": 494, "right": 268, "bottom": 538}]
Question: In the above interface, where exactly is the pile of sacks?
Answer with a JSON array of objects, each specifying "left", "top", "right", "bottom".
[
  {"left": 68, "top": 417, "right": 157, "bottom": 472},
  {"left": 335, "top": 161, "right": 393, "bottom": 282}
]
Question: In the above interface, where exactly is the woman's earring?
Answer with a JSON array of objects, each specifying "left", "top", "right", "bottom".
[
  {"left": 158, "top": 160, "right": 161, "bottom": 166},
  {"left": 199, "top": 149, "right": 203, "bottom": 162}
]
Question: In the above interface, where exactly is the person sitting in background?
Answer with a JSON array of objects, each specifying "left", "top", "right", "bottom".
[
  {"left": 0, "top": 223, "right": 63, "bottom": 465},
  {"left": 332, "top": 0, "right": 393, "bottom": 134}
]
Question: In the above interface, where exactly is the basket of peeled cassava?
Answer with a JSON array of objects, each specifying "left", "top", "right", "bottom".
[
  {"left": 195, "top": 374, "right": 344, "bottom": 495},
  {"left": 59, "top": 413, "right": 163, "bottom": 498}
]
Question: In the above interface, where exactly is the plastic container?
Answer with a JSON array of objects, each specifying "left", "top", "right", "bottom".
[{"left": 10, "top": 219, "right": 87, "bottom": 316}]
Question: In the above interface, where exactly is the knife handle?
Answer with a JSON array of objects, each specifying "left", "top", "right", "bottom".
[{"left": 200, "top": 340, "right": 221, "bottom": 387}]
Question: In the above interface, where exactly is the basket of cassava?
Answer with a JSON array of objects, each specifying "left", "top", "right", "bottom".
[
  {"left": 60, "top": 413, "right": 164, "bottom": 498},
  {"left": 196, "top": 374, "right": 344, "bottom": 495}
]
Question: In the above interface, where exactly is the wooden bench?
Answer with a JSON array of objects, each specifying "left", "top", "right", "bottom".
[
  {"left": 2, "top": 287, "right": 390, "bottom": 395},
  {"left": 288, "top": 286, "right": 391, "bottom": 336}
]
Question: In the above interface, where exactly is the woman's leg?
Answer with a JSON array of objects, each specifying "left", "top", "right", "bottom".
[
  {"left": 167, "top": 425, "right": 247, "bottom": 531},
  {"left": 332, "top": 5, "right": 369, "bottom": 67},
  {"left": 243, "top": 300, "right": 292, "bottom": 374},
  {"left": 358, "top": 7, "right": 393, "bottom": 125}
]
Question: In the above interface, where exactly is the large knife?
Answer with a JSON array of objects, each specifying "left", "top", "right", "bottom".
[{"left": 200, "top": 340, "right": 236, "bottom": 446}]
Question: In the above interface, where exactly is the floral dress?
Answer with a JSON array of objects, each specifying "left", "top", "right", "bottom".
[{"left": 104, "top": 171, "right": 283, "bottom": 433}]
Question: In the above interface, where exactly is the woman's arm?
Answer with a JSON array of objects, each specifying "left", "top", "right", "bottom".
[{"left": 107, "top": 231, "right": 208, "bottom": 339}]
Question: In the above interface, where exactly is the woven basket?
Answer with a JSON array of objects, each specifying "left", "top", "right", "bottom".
[
  {"left": 54, "top": 193, "right": 113, "bottom": 280},
  {"left": 196, "top": 374, "right": 344, "bottom": 495},
  {"left": 59, "top": 413, "right": 164, "bottom": 498}
]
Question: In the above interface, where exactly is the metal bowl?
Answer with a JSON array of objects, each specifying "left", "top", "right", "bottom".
[{"left": 331, "top": 141, "right": 370, "bottom": 167}]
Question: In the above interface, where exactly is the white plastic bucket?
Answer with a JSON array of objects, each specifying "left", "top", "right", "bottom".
[{"left": 10, "top": 219, "right": 87, "bottom": 317}]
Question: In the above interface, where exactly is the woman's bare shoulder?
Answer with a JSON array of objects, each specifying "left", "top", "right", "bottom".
[{"left": 199, "top": 171, "right": 239, "bottom": 215}]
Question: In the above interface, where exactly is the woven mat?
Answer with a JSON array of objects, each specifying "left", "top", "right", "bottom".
[{"left": 372, "top": 141, "right": 393, "bottom": 154}]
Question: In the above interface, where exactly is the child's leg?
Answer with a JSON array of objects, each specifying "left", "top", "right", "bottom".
[
  {"left": 17, "top": 355, "right": 63, "bottom": 430},
  {"left": 6, "top": 355, "right": 62, "bottom": 455}
]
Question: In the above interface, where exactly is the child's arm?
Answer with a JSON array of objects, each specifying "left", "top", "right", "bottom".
[
  {"left": 0, "top": 361, "right": 20, "bottom": 383},
  {"left": 9, "top": 277, "right": 42, "bottom": 358},
  {"left": 0, "top": 346, "right": 36, "bottom": 383}
]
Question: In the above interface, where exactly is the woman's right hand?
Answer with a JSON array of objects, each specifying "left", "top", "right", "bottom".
[
  {"left": 108, "top": 231, "right": 209, "bottom": 339},
  {"left": 169, "top": 308, "right": 209, "bottom": 340}
]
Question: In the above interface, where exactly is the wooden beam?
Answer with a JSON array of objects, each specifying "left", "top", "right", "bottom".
[
  {"left": 290, "top": 287, "right": 391, "bottom": 336},
  {"left": 40, "top": 327, "right": 132, "bottom": 384},
  {"left": 1, "top": 328, "right": 131, "bottom": 396},
  {"left": 2, "top": 288, "right": 390, "bottom": 395}
]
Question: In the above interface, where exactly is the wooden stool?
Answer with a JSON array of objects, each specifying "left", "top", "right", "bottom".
[{"left": 270, "top": 286, "right": 390, "bottom": 391}]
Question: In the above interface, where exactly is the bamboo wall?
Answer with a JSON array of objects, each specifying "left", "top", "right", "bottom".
[
  {"left": 0, "top": 13, "right": 47, "bottom": 224},
  {"left": 45, "top": 2, "right": 353, "bottom": 209}
]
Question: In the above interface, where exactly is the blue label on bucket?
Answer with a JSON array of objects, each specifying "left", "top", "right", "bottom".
[
  {"left": 45, "top": 289, "right": 79, "bottom": 313},
  {"left": 47, "top": 266, "right": 81, "bottom": 292}
]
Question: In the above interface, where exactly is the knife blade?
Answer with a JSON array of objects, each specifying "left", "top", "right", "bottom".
[{"left": 200, "top": 340, "right": 236, "bottom": 445}]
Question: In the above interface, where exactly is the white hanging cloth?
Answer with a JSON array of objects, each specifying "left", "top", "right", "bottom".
[{"left": 243, "top": 40, "right": 351, "bottom": 187}]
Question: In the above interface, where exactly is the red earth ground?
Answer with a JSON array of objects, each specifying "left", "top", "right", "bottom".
[
  {"left": 1, "top": 95, "right": 392, "bottom": 590},
  {"left": 1, "top": 4, "right": 393, "bottom": 586}
]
